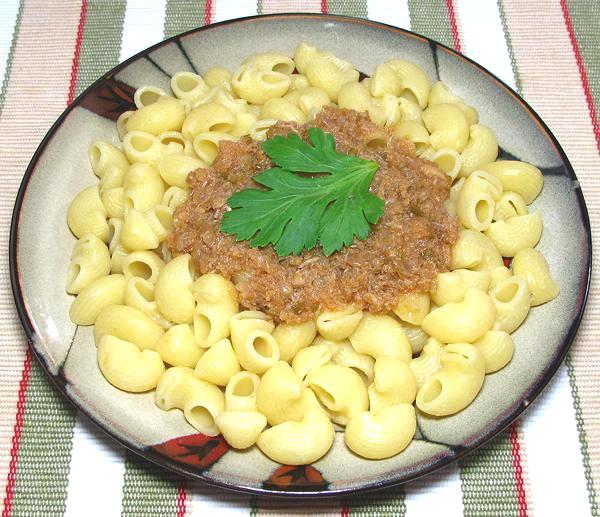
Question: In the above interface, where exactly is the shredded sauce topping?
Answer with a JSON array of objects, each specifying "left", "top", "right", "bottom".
[{"left": 168, "top": 107, "right": 458, "bottom": 323}]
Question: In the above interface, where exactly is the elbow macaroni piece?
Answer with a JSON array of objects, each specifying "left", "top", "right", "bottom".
[
  {"left": 256, "top": 361, "right": 301, "bottom": 425},
  {"left": 349, "top": 313, "right": 411, "bottom": 362},
  {"left": 337, "top": 82, "right": 372, "bottom": 113},
  {"left": 123, "top": 131, "right": 166, "bottom": 165},
  {"left": 479, "top": 160, "right": 543, "bottom": 204},
  {"left": 422, "top": 288, "right": 496, "bottom": 343},
  {"left": 192, "top": 273, "right": 239, "bottom": 347},
  {"left": 459, "top": 124, "right": 498, "bottom": 176},
  {"left": 94, "top": 304, "right": 165, "bottom": 350},
  {"left": 409, "top": 338, "right": 444, "bottom": 389},
  {"left": 243, "top": 52, "right": 295, "bottom": 75},
  {"left": 273, "top": 320, "right": 317, "bottom": 362},
  {"left": 122, "top": 250, "right": 164, "bottom": 284},
  {"left": 157, "top": 153, "right": 205, "bottom": 189},
  {"left": 307, "top": 364, "right": 368, "bottom": 425},
  {"left": 393, "top": 120, "right": 430, "bottom": 156},
  {"left": 369, "top": 358, "right": 417, "bottom": 411},
  {"left": 291, "top": 344, "right": 332, "bottom": 385},
  {"left": 257, "top": 409, "right": 335, "bottom": 465},
  {"left": 203, "top": 67, "right": 232, "bottom": 89},
  {"left": 393, "top": 292, "right": 430, "bottom": 325},
  {"left": 154, "top": 254, "right": 196, "bottom": 324},
  {"left": 420, "top": 147, "right": 462, "bottom": 181},
  {"left": 225, "top": 371, "right": 260, "bottom": 412},
  {"left": 88, "top": 141, "right": 129, "bottom": 178},
  {"left": 285, "top": 86, "right": 330, "bottom": 118},
  {"left": 456, "top": 170, "right": 504, "bottom": 231},
  {"left": 170, "top": 72, "right": 210, "bottom": 104},
  {"left": 431, "top": 269, "right": 491, "bottom": 306},
  {"left": 215, "top": 411, "right": 267, "bottom": 449},
  {"left": 316, "top": 307, "right": 363, "bottom": 341},
  {"left": 489, "top": 265, "right": 512, "bottom": 290},
  {"left": 484, "top": 213, "right": 543, "bottom": 257},
  {"left": 122, "top": 163, "right": 165, "bottom": 212},
  {"left": 126, "top": 95, "right": 185, "bottom": 136},
  {"left": 345, "top": 404, "right": 416, "bottom": 459},
  {"left": 124, "top": 277, "right": 171, "bottom": 329},
  {"left": 370, "top": 63, "right": 402, "bottom": 97},
  {"left": 67, "top": 185, "right": 109, "bottom": 242},
  {"left": 66, "top": 234, "right": 111, "bottom": 294},
  {"left": 182, "top": 102, "right": 236, "bottom": 140},
  {"left": 155, "top": 324, "right": 202, "bottom": 368},
  {"left": 416, "top": 343, "right": 485, "bottom": 416},
  {"left": 512, "top": 248, "right": 559, "bottom": 306},
  {"left": 69, "top": 274, "right": 127, "bottom": 325},
  {"left": 422, "top": 103, "right": 469, "bottom": 151},
  {"left": 155, "top": 366, "right": 225, "bottom": 436},
  {"left": 330, "top": 341, "right": 375, "bottom": 385},
  {"left": 97, "top": 335, "right": 165, "bottom": 392},
  {"left": 386, "top": 59, "right": 431, "bottom": 108},
  {"left": 194, "top": 338, "right": 241, "bottom": 386},
  {"left": 260, "top": 98, "right": 306, "bottom": 124},
  {"left": 101, "top": 187, "right": 125, "bottom": 219},
  {"left": 474, "top": 330, "right": 514, "bottom": 373},
  {"left": 490, "top": 275, "right": 532, "bottom": 333},
  {"left": 402, "top": 322, "right": 429, "bottom": 354},
  {"left": 232, "top": 64, "right": 291, "bottom": 104},
  {"left": 451, "top": 229, "right": 504, "bottom": 271},
  {"left": 134, "top": 85, "right": 168, "bottom": 108},
  {"left": 305, "top": 57, "right": 359, "bottom": 102},
  {"left": 494, "top": 191, "right": 528, "bottom": 221}
]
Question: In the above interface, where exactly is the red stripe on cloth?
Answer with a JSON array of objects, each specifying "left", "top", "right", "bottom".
[
  {"left": 509, "top": 422, "right": 528, "bottom": 517},
  {"left": 67, "top": 0, "right": 88, "bottom": 106},
  {"left": 445, "top": 0, "right": 462, "bottom": 53},
  {"left": 2, "top": 349, "right": 32, "bottom": 517},
  {"left": 176, "top": 483, "right": 187, "bottom": 517},
  {"left": 321, "top": 0, "right": 327, "bottom": 14},
  {"left": 560, "top": 0, "right": 600, "bottom": 152},
  {"left": 204, "top": 0, "right": 213, "bottom": 26},
  {"left": 340, "top": 505, "right": 349, "bottom": 517}
]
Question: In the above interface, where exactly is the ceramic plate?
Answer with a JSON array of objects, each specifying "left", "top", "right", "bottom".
[{"left": 10, "top": 14, "right": 592, "bottom": 496}]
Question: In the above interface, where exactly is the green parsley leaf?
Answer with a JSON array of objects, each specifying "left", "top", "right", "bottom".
[{"left": 220, "top": 127, "right": 384, "bottom": 256}]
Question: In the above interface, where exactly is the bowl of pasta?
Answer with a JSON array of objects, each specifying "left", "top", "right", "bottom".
[{"left": 10, "top": 14, "right": 591, "bottom": 496}]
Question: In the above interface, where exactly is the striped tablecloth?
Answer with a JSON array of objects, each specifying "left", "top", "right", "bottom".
[{"left": 0, "top": 1, "right": 598, "bottom": 515}]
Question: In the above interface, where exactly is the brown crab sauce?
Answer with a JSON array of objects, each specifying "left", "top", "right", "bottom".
[{"left": 168, "top": 107, "right": 458, "bottom": 323}]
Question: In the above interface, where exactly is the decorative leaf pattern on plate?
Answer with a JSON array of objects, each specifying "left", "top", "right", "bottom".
[
  {"left": 80, "top": 76, "right": 136, "bottom": 121},
  {"left": 152, "top": 433, "right": 229, "bottom": 470},
  {"left": 262, "top": 465, "right": 329, "bottom": 492}
]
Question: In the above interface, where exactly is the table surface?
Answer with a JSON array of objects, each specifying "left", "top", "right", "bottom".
[{"left": 1, "top": 1, "right": 598, "bottom": 516}]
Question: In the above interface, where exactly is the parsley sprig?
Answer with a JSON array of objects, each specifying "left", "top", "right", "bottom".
[{"left": 220, "top": 128, "right": 384, "bottom": 256}]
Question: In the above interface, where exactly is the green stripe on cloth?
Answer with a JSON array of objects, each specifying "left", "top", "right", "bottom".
[
  {"left": 566, "top": 355, "right": 600, "bottom": 515},
  {"left": 9, "top": 361, "right": 77, "bottom": 516},
  {"left": 565, "top": 0, "right": 600, "bottom": 121},
  {"left": 164, "top": 0, "right": 208, "bottom": 39},
  {"left": 10, "top": 2, "right": 129, "bottom": 513},
  {"left": 496, "top": 0, "right": 523, "bottom": 94},
  {"left": 407, "top": 0, "right": 454, "bottom": 48},
  {"left": 75, "top": 0, "right": 126, "bottom": 97},
  {"left": 0, "top": 0, "right": 23, "bottom": 114},
  {"left": 459, "top": 431, "right": 521, "bottom": 517},
  {"left": 344, "top": 487, "right": 406, "bottom": 516},
  {"left": 326, "top": 0, "right": 368, "bottom": 17},
  {"left": 121, "top": 452, "right": 181, "bottom": 516},
  {"left": 499, "top": 4, "right": 597, "bottom": 512}
]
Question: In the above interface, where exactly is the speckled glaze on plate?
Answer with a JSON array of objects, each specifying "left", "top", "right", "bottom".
[{"left": 9, "top": 14, "right": 592, "bottom": 497}]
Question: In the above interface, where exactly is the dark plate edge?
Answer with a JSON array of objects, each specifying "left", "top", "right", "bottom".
[{"left": 8, "top": 13, "right": 593, "bottom": 499}]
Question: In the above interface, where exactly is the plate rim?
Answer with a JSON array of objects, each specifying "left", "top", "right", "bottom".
[{"left": 9, "top": 13, "right": 593, "bottom": 498}]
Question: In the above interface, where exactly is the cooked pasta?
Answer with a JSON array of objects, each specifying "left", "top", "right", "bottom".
[{"left": 66, "top": 41, "right": 557, "bottom": 465}]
